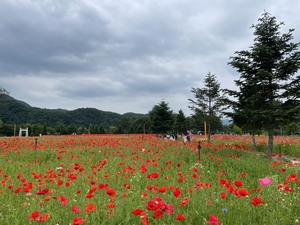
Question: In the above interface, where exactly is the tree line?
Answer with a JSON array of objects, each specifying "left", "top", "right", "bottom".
[{"left": 0, "top": 89, "right": 224, "bottom": 137}]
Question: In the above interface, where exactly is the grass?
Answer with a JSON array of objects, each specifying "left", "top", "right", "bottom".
[{"left": 0, "top": 134, "right": 299, "bottom": 224}]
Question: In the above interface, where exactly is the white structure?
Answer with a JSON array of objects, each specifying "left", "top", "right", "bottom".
[{"left": 19, "top": 127, "right": 28, "bottom": 137}]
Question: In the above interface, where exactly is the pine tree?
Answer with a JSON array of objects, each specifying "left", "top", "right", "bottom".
[
  {"left": 189, "top": 72, "right": 222, "bottom": 142},
  {"left": 99, "top": 124, "right": 105, "bottom": 134},
  {"left": 174, "top": 110, "right": 186, "bottom": 134},
  {"left": 226, "top": 12, "right": 300, "bottom": 156},
  {"left": 149, "top": 101, "right": 173, "bottom": 136}
]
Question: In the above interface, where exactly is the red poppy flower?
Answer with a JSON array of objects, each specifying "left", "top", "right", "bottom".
[
  {"left": 173, "top": 188, "right": 181, "bottom": 198},
  {"left": 176, "top": 214, "right": 185, "bottom": 220},
  {"left": 146, "top": 200, "right": 158, "bottom": 211},
  {"left": 35, "top": 213, "right": 50, "bottom": 222},
  {"left": 284, "top": 186, "right": 293, "bottom": 192},
  {"left": 179, "top": 197, "right": 190, "bottom": 207},
  {"left": 251, "top": 197, "right": 265, "bottom": 207},
  {"left": 98, "top": 183, "right": 108, "bottom": 189},
  {"left": 236, "top": 188, "right": 251, "bottom": 198},
  {"left": 220, "top": 191, "right": 226, "bottom": 199},
  {"left": 72, "top": 205, "right": 81, "bottom": 213},
  {"left": 131, "top": 208, "right": 143, "bottom": 215},
  {"left": 59, "top": 195, "right": 68, "bottom": 206},
  {"left": 36, "top": 188, "right": 50, "bottom": 195},
  {"left": 219, "top": 179, "right": 227, "bottom": 186},
  {"left": 279, "top": 168, "right": 286, "bottom": 173},
  {"left": 157, "top": 186, "right": 167, "bottom": 193},
  {"left": 72, "top": 217, "right": 85, "bottom": 225},
  {"left": 153, "top": 210, "right": 163, "bottom": 219},
  {"left": 106, "top": 188, "right": 116, "bottom": 197},
  {"left": 23, "top": 183, "right": 33, "bottom": 193},
  {"left": 29, "top": 211, "right": 39, "bottom": 220},
  {"left": 85, "top": 192, "right": 94, "bottom": 198},
  {"left": 106, "top": 203, "right": 115, "bottom": 209},
  {"left": 164, "top": 204, "right": 174, "bottom": 214},
  {"left": 140, "top": 212, "right": 148, "bottom": 225},
  {"left": 234, "top": 180, "right": 243, "bottom": 187},
  {"left": 85, "top": 203, "right": 96, "bottom": 213},
  {"left": 207, "top": 214, "right": 221, "bottom": 224},
  {"left": 192, "top": 173, "right": 198, "bottom": 179},
  {"left": 147, "top": 172, "right": 159, "bottom": 179},
  {"left": 90, "top": 185, "right": 97, "bottom": 192},
  {"left": 14, "top": 187, "right": 22, "bottom": 194}
]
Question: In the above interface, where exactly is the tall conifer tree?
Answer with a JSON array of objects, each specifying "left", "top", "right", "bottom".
[
  {"left": 226, "top": 12, "right": 300, "bottom": 156},
  {"left": 189, "top": 72, "right": 222, "bottom": 143}
]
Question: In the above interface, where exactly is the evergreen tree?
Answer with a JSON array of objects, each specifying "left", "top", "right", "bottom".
[
  {"left": 55, "top": 123, "right": 68, "bottom": 134},
  {"left": 226, "top": 12, "right": 300, "bottom": 156},
  {"left": 149, "top": 101, "right": 173, "bottom": 136},
  {"left": 117, "top": 117, "right": 132, "bottom": 134},
  {"left": 99, "top": 124, "right": 106, "bottom": 134},
  {"left": 0, "top": 119, "right": 3, "bottom": 135},
  {"left": 115, "top": 125, "right": 123, "bottom": 134},
  {"left": 90, "top": 124, "right": 99, "bottom": 134},
  {"left": 189, "top": 72, "right": 222, "bottom": 142},
  {"left": 42, "top": 124, "right": 47, "bottom": 135},
  {"left": 67, "top": 123, "right": 78, "bottom": 134},
  {"left": 189, "top": 108, "right": 205, "bottom": 133},
  {"left": 135, "top": 124, "right": 143, "bottom": 134},
  {"left": 132, "top": 117, "right": 151, "bottom": 134},
  {"left": 128, "top": 124, "right": 135, "bottom": 134},
  {"left": 77, "top": 126, "right": 88, "bottom": 134},
  {"left": 174, "top": 109, "right": 186, "bottom": 134}
]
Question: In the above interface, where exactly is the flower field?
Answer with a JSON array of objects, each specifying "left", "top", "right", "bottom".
[{"left": 0, "top": 134, "right": 299, "bottom": 224}]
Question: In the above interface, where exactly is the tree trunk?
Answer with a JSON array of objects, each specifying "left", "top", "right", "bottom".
[
  {"left": 207, "top": 122, "right": 211, "bottom": 143},
  {"left": 251, "top": 131, "right": 256, "bottom": 151},
  {"left": 267, "top": 128, "right": 274, "bottom": 157},
  {"left": 267, "top": 88, "right": 274, "bottom": 158}
]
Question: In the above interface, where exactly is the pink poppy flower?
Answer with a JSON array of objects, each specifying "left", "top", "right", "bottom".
[{"left": 259, "top": 177, "right": 273, "bottom": 187}]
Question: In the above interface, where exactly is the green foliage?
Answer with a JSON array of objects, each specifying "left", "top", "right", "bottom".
[
  {"left": 116, "top": 117, "right": 133, "bottom": 134},
  {"left": 67, "top": 123, "right": 78, "bottom": 134},
  {"left": 77, "top": 126, "right": 88, "bottom": 134},
  {"left": 107, "top": 126, "right": 117, "bottom": 134},
  {"left": 149, "top": 101, "right": 173, "bottom": 134},
  {"left": 0, "top": 95, "right": 149, "bottom": 135},
  {"left": 189, "top": 72, "right": 223, "bottom": 142},
  {"left": 115, "top": 125, "right": 123, "bottom": 134},
  {"left": 225, "top": 12, "right": 300, "bottom": 156},
  {"left": 99, "top": 124, "right": 106, "bottom": 134},
  {"left": 132, "top": 117, "right": 151, "bottom": 134},
  {"left": 1, "top": 123, "right": 14, "bottom": 136},
  {"left": 174, "top": 109, "right": 186, "bottom": 134}
]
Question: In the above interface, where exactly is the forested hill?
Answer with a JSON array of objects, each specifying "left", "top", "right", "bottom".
[{"left": 0, "top": 94, "right": 146, "bottom": 127}]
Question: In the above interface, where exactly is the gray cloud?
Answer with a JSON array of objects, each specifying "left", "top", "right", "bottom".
[{"left": 1, "top": 0, "right": 300, "bottom": 115}]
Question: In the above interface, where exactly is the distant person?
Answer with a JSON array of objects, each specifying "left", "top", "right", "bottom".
[{"left": 186, "top": 131, "right": 191, "bottom": 142}]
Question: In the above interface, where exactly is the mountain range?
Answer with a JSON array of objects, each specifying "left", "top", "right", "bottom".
[{"left": 0, "top": 94, "right": 146, "bottom": 127}]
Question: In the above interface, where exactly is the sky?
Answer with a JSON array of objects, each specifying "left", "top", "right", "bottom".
[{"left": 1, "top": 0, "right": 300, "bottom": 116}]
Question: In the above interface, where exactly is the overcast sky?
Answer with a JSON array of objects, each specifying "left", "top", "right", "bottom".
[{"left": 1, "top": 0, "right": 300, "bottom": 116}]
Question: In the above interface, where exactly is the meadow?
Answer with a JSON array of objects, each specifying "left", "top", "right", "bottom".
[{"left": 0, "top": 134, "right": 299, "bottom": 225}]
